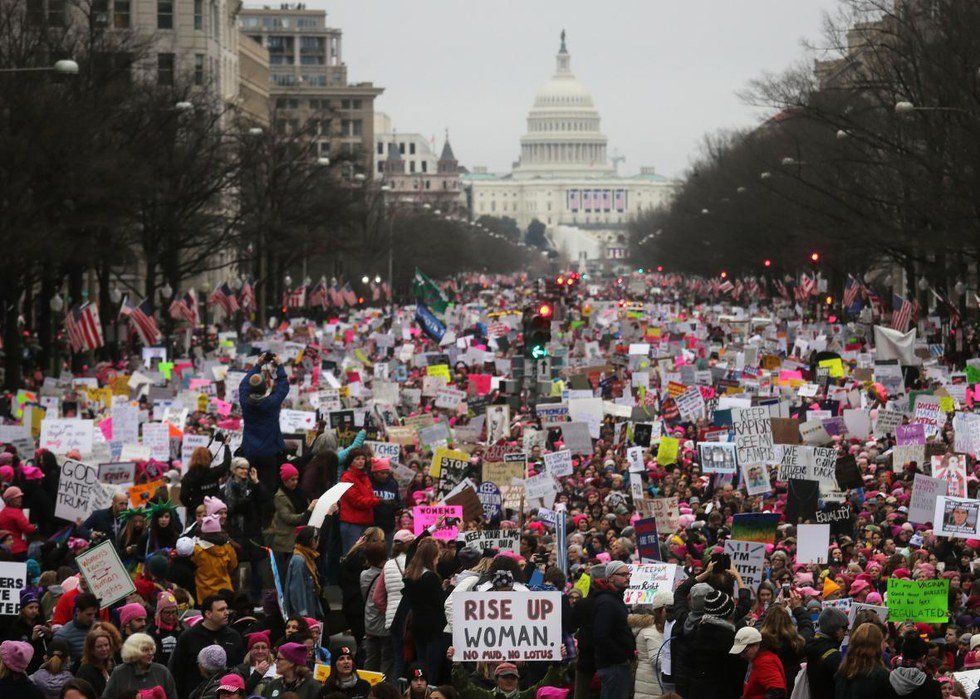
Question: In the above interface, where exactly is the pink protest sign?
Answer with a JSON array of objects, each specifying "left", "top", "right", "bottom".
[{"left": 412, "top": 505, "right": 463, "bottom": 541}]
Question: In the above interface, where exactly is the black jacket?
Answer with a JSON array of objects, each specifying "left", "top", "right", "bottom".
[
  {"left": 804, "top": 632, "right": 842, "bottom": 699},
  {"left": 835, "top": 666, "right": 890, "bottom": 699},
  {"left": 167, "top": 623, "right": 244, "bottom": 697},
  {"left": 591, "top": 588, "right": 635, "bottom": 669},
  {"left": 687, "top": 617, "right": 745, "bottom": 699},
  {"left": 573, "top": 589, "right": 600, "bottom": 675},
  {"left": 771, "top": 606, "right": 815, "bottom": 695},
  {"left": 180, "top": 448, "right": 231, "bottom": 514},
  {"left": 402, "top": 571, "right": 449, "bottom": 642}
]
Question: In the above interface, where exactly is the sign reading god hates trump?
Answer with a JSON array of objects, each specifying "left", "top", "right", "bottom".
[{"left": 452, "top": 591, "right": 562, "bottom": 662}]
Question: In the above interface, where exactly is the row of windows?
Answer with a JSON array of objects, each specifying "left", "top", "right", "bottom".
[
  {"left": 378, "top": 175, "right": 457, "bottom": 190},
  {"left": 240, "top": 16, "right": 321, "bottom": 30},
  {"left": 378, "top": 159, "right": 429, "bottom": 173},
  {"left": 528, "top": 119, "right": 598, "bottom": 132},
  {"left": 271, "top": 73, "right": 342, "bottom": 86},
  {"left": 376, "top": 141, "right": 416, "bottom": 156},
  {"left": 155, "top": 53, "right": 208, "bottom": 86}
]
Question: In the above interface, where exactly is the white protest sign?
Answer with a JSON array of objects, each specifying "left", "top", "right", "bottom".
[
  {"left": 279, "top": 409, "right": 316, "bottom": 434},
  {"left": 75, "top": 540, "right": 136, "bottom": 608},
  {"left": 809, "top": 447, "right": 839, "bottom": 492},
  {"left": 724, "top": 540, "right": 766, "bottom": 593},
  {"left": 55, "top": 459, "right": 102, "bottom": 522},
  {"left": 934, "top": 496, "right": 980, "bottom": 539},
  {"left": 873, "top": 409, "right": 903, "bottom": 439},
  {"left": 452, "top": 591, "right": 562, "bottom": 662},
  {"left": 40, "top": 419, "right": 94, "bottom": 456},
  {"left": 180, "top": 433, "right": 210, "bottom": 464},
  {"left": 908, "top": 473, "right": 946, "bottom": 524},
  {"left": 732, "top": 407, "right": 775, "bottom": 466},
  {"left": 543, "top": 449, "right": 573, "bottom": 478},
  {"left": 308, "top": 482, "right": 354, "bottom": 529},
  {"left": 523, "top": 472, "right": 558, "bottom": 504},
  {"left": 796, "top": 523, "right": 830, "bottom": 564},
  {"left": 651, "top": 497, "right": 680, "bottom": 532},
  {"left": 459, "top": 529, "right": 520, "bottom": 554},
  {"left": 675, "top": 387, "right": 705, "bottom": 423},
  {"left": 141, "top": 422, "right": 171, "bottom": 462},
  {"left": 0, "top": 562, "right": 26, "bottom": 614},
  {"left": 435, "top": 387, "right": 467, "bottom": 411},
  {"left": 97, "top": 462, "right": 136, "bottom": 486},
  {"left": 111, "top": 403, "right": 140, "bottom": 444},
  {"left": 847, "top": 602, "right": 888, "bottom": 627},
  {"left": 365, "top": 441, "right": 401, "bottom": 463},
  {"left": 624, "top": 563, "right": 678, "bottom": 606}
]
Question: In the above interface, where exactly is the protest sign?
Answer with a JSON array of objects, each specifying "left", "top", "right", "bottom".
[
  {"left": 76, "top": 540, "right": 137, "bottom": 608},
  {"left": 624, "top": 563, "right": 677, "bottom": 605},
  {"left": 778, "top": 445, "right": 808, "bottom": 482},
  {"left": 873, "top": 409, "right": 903, "bottom": 438},
  {"left": 732, "top": 406, "right": 775, "bottom": 466},
  {"left": 486, "top": 405, "right": 511, "bottom": 444},
  {"left": 699, "top": 442, "right": 737, "bottom": 474},
  {"left": 55, "top": 459, "right": 102, "bottom": 522},
  {"left": 896, "top": 423, "right": 926, "bottom": 446},
  {"left": 912, "top": 395, "right": 943, "bottom": 438},
  {"left": 675, "top": 386, "right": 705, "bottom": 422},
  {"left": 732, "top": 513, "right": 779, "bottom": 544},
  {"left": 40, "top": 418, "right": 94, "bottom": 456},
  {"left": 561, "top": 422, "right": 592, "bottom": 455},
  {"left": 651, "top": 497, "right": 680, "bottom": 533},
  {"left": 634, "top": 517, "right": 661, "bottom": 562},
  {"left": 445, "top": 482, "right": 484, "bottom": 523},
  {"left": 834, "top": 454, "right": 863, "bottom": 489},
  {"left": 129, "top": 479, "right": 162, "bottom": 507},
  {"left": 909, "top": 473, "right": 946, "bottom": 525},
  {"left": 809, "top": 447, "right": 839, "bottom": 491},
  {"left": 142, "top": 422, "right": 171, "bottom": 462},
  {"left": 308, "top": 482, "right": 354, "bottom": 529},
  {"left": 483, "top": 460, "right": 525, "bottom": 487},
  {"left": 893, "top": 444, "right": 926, "bottom": 473},
  {"left": 816, "top": 503, "right": 853, "bottom": 537},
  {"left": 523, "top": 472, "right": 558, "bottom": 506},
  {"left": 847, "top": 603, "right": 889, "bottom": 627},
  {"left": 724, "top": 540, "right": 766, "bottom": 593},
  {"left": 435, "top": 387, "right": 467, "bottom": 411},
  {"left": 459, "top": 529, "right": 520, "bottom": 554},
  {"left": 544, "top": 449, "right": 573, "bottom": 478},
  {"left": 279, "top": 409, "right": 316, "bottom": 434},
  {"left": 365, "top": 441, "right": 401, "bottom": 463},
  {"left": 657, "top": 436, "right": 679, "bottom": 466},
  {"left": 741, "top": 461, "right": 771, "bottom": 496},
  {"left": 797, "top": 524, "right": 830, "bottom": 564},
  {"left": 932, "top": 454, "right": 968, "bottom": 498},
  {"left": 452, "top": 591, "right": 562, "bottom": 661},
  {"left": 626, "top": 446, "right": 646, "bottom": 474},
  {"left": 111, "top": 403, "right": 139, "bottom": 444},
  {"left": 0, "top": 562, "right": 26, "bottom": 614},
  {"left": 413, "top": 505, "right": 463, "bottom": 541},
  {"left": 934, "top": 496, "right": 980, "bottom": 539},
  {"left": 180, "top": 433, "right": 210, "bottom": 464},
  {"left": 477, "top": 481, "right": 502, "bottom": 520},
  {"left": 886, "top": 578, "right": 948, "bottom": 623},
  {"left": 786, "top": 479, "right": 820, "bottom": 523},
  {"left": 97, "top": 461, "right": 136, "bottom": 486}
]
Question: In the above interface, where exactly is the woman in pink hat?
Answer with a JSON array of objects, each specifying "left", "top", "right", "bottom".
[
  {"left": 0, "top": 640, "right": 40, "bottom": 698},
  {"left": 0, "top": 486, "right": 35, "bottom": 559}
]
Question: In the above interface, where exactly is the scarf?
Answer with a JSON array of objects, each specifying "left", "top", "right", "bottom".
[{"left": 294, "top": 543, "right": 321, "bottom": 595}]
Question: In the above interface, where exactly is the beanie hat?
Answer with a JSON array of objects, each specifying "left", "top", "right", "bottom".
[
  {"left": 690, "top": 583, "right": 714, "bottom": 613},
  {"left": 277, "top": 641, "right": 308, "bottom": 666},
  {"left": 247, "top": 630, "right": 271, "bottom": 650},
  {"left": 605, "top": 560, "right": 629, "bottom": 577},
  {"left": 394, "top": 529, "right": 415, "bottom": 544},
  {"left": 156, "top": 591, "right": 178, "bottom": 611},
  {"left": 146, "top": 554, "right": 169, "bottom": 579},
  {"left": 201, "top": 514, "right": 221, "bottom": 534},
  {"left": 119, "top": 602, "right": 147, "bottom": 629},
  {"left": 248, "top": 373, "right": 266, "bottom": 393},
  {"left": 818, "top": 606, "right": 849, "bottom": 635},
  {"left": 0, "top": 640, "right": 33, "bottom": 674},
  {"left": 20, "top": 465, "right": 42, "bottom": 480},
  {"left": 704, "top": 589, "right": 735, "bottom": 618},
  {"left": 280, "top": 463, "right": 299, "bottom": 481},
  {"left": 0, "top": 466, "right": 14, "bottom": 482},
  {"left": 175, "top": 536, "right": 196, "bottom": 557},
  {"left": 216, "top": 673, "right": 246, "bottom": 693},
  {"left": 330, "top": 645, "right": 354, "bottom": 664},
  {"left": 197, "top": 644, "right": 227, "bottom": 672},
  {"left": 138, "top": 688, "right": 167, "bottom": 699},
  {"left": 2, "top": 486, "right": 22, "bottom": 503},
  {"left": 204, "top": 496, "right": 227, "bottom": 516},
  {"left": 19, "top": 589, "right": 38, "bottom": 607},
  {"left": 0, "top": 454, "right": 11, "bottom": 466},
  {"left": 370, "top": 458, "right": 392, "bottom": 473}
]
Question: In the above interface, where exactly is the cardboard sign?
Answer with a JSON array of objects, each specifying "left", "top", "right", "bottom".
[
  {"left": 413, "top": 505, "right": 462, "bottom": 540},
  {"left": 634, "top": 517, "right": 661, "bottom": 562},
  {"left": 651, "top": 497, "right": 680, "bottom": 533},
  {"left": 543, "top": 449, "right": 573, "bottom": 478},
  {"left": 797, "top": 523, "right": 830, "bottom": 564},
  {"left": 75, "top": 540, "right": 137, "bottom": 608},
  {"left": 482, "top": 460, "right": 524, "bottom": 487},
  {"left": 0, "top": 562, "right": 27, "bottom": 615},
  {"left": 934, "top": 496, "right": 980, "bottom": 539},
  {"left": 97, "top": 461, "right": 136, "bottom": 486},
  {"left": 886, "top": 578, "right": 948, "bottom": 623},
  {"left": 365, "top": 441, "right": 401, "bottom": 463},
  {"left": 40, "top": 418, "right": 94, "bottom": 455},
  {"left": 56, "top": 459, "right": 105, "bottom": 522},
  {"left": 523, "top": 472, "right": 558, "bottom": 505},
  {"left": 909, "top": 473, "right": 946, "bottom": 525},
  {"left": 452, "top": 591, "right": 562, "bottom": 662},
  {"left": 624, "top": 563, "right": 677, "bottom": 606},
  {"left": 699, "top": 442, "right": 737, "bottom": 474},
  {"left": 130, "top": 479, "right": 164, "bottom": 507},
  {"left": 459, "top": 529, "right": 520, "bottom": 554},
  {"left": 561, "top": 422, "right": 592, "bottom": 455},
  {"left": 732, "top": 406, "right": 775, "bottom": 466},
  {"left": 142, "top": 422, "right": 171, "bottom": 462},
  {"left": 724, "top": 540, "right": 766, "bottom": 593}
]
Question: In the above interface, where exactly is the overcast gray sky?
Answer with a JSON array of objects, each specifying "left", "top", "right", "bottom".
[{"left": 319, "top": 0, "right": 841, "bottom": 178}]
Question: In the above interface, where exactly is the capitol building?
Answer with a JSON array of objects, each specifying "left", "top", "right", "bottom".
[{"left": 462, "top": 32, "right": 676, "bottom": 268}]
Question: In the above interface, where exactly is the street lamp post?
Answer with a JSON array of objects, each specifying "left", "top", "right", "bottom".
[{"left": 0, "top": 59, "right": 79, "bottom": 74}]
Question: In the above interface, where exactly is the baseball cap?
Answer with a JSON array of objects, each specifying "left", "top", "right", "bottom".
[
  {"left": 494, "top": 662, "right": 520, "bottom": 678},
  {"left": 217, "top": 673, "right": 245, "bottom": 693},
  {"left": 729, "top": 626, "right": 762, "bottom": 654}
]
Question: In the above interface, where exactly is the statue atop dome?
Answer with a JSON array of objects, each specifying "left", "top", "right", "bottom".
[{"left": 560, "top": 29, "right": 567, "bottom": 54}]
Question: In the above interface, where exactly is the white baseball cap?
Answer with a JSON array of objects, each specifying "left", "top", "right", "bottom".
[{"left": 729, "top": 626, "right": 762, "bottom": 654}]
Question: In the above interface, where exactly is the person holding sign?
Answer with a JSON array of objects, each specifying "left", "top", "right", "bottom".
[
  {"left": 447, "top": 654, "right": 565, "bottom": 699},
  {"left": 339, "top": 447, "right": 380, "bottom": 555},
  {"left": 239, "top": 352, "right": 290, "bottom": 495}
]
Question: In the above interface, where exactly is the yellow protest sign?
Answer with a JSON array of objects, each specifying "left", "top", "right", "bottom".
[
  {"left": 427, "top": 364, "right": 451, "bottom": 382},
  {"left": 130, "top": 480, "right": 164, "bottom": 507},
  {"left": 818, "top": 358, "right": 845, "bottom": 379},
  {"left": 110, "top": 376, "right": 132, "bottom": 396},
  {"left": 939, "top": 396, "right": 955, "bottom": 413},
  {"left": 314, "top": 663, "right": 384, "bottom": 685},
  {"left": 657, "top": 436, "right": 679, "bottom": 466},
  {"left": 354, "top": 348, "right": 373, "bottom": 367},
  {"left": 430, "top": 447, "right": 468, "bottom": 479}
]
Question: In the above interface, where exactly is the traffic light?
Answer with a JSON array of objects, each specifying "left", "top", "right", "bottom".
[{"left": 523, "top": 303, "right": 553, "bottom": 359}]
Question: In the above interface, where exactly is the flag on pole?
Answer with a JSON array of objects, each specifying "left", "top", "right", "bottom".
[
  {"left": 843, "top": 275, "right": 861, "bottom": 307},
  {"left": 65, "top": 302, "right": 104, "bottom": 353},
  {"left": 891, "top": 294, "right": 913, "bottom": 332},
  {"left": 370, "top": 283, "right": 380, "bottom": 302},
  {"left": 286, "top": 284, "right": 307, "bottom": 309},
  {"left": 208, "top": 282, "right": 239, "bottom": 316},
  {"left": 799, "top": 273, "right": 816, "bottom": 298},
  {"left": 341, "top": 282, "right": 357, "bottom": 306},
  {"left": 119, "top": 296, "right": 161, "bottom": 346},
  {"left": 307, "top": 281, "right": 327, "bottom": 309},
  {"left": 169, "top": 289, "right": 200, "bottom": 326},
  {"left": 238, "top": 279, "right": 256, "bottom": 313},
  {"left": 329, "top": 283, "right": 345, "bottom": 308},
  {"left": 412, "top": 269, "right": 450, "bottom": 315}
]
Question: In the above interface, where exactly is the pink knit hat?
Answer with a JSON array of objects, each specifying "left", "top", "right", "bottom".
[
  {"left": 280, "top": 463, "right": 299, "bottom": 481},
  {"left": 118, "top": 602, "right": 147, "bottom": 629},
  {"left": 204, "top": 496, "right": 227, "bottom": 516},
  {"left": 0, "top": 640, "right": 33, "bottom": 673},
  {"left": 201, "top": 514, "right": 221, "bottom": 534}
]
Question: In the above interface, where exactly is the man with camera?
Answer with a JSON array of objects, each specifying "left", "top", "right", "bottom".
[{"left": 239, "top": 351, "right": 290, "bottom": 494}]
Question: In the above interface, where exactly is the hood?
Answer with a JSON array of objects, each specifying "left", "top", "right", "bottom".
[
  {"left": 29, "top": 668, "right": 70, "bottom": 692},
  {"left": 889, "top": 667, "right": 926, "bottom": 696},
  {"left": 683, "top": 582, "right": 714, "bottom": 633}
]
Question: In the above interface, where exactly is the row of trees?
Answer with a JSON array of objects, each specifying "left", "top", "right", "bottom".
[
  {"left": 630, "top": 0, "right": 980, "bottom": 309},
  {"left": 0, "top": 0, "right": 532, "bottom": 387}
]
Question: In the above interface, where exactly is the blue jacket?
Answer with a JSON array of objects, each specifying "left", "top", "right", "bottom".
[
  {"left": 77, "top": 507, "right": 120, "bottom": 545},
  {"left": 239, "top": 365, "right": 289, "bottom": 459},
  {"left": 283, "top": 552, "right": 321, "bottom": 617}
]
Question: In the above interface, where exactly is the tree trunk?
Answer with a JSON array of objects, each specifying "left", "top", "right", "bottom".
[{"left": 36, "top": 272, "right": 55, "bottom": 375}]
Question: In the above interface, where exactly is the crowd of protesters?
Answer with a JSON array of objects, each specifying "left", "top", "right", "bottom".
[{"left": 0, "top": 270, "right": 978, "bottom": 699}]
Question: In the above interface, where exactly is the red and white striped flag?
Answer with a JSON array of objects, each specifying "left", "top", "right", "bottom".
[
  {"left": 307, "top": 282, "right": 327, "bottom": 309},
  {"left": 120, "top": 296, "right": 161, "bottom": 346},
  {"left": 238, "top": 279, "right": 256, "bottom": 313},
  {"left": 799, "top": 273, "right": 815, "bottom": 297},
  {"left": 329, "top": 283, "right": 345, "bottom": 308},
  {"left": 169, "top": 289, "right": 199, "bottom": 326},
  {"left": 208, "top": 282, "right": 240, "bottom": 317},
  {"left": 65, "top": 302, "right": 104, "bottom": 353},
  {"left": 891, "top": 294, "right": 913, "bottom": 332},
  {"left": 341, "top": 282, "right": 357, "bottom": 306},
  {"left": 286, "top": 285, "right": 307, "bottom": 309}
]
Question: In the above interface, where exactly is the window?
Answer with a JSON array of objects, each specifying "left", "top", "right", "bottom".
[
  {"left": 240, "top": 16, "right": 259, "bottom": 28},
  {"left": 210, "top": 0, "right": 218, "bottom": 38},
  {"left": 319, "top": 119, "right": 331, "bottom": 135},
  {"left": 157, "top": 0, "right": 172, "bottom": 29},
  {"left": 377, "top": 142, "right": 383, "bottom": 155},
  {"left": 299, "top": 36, "right": 324, "bottom": 65},
  {"left": 409, "top": 143, "right": 415, "bottom": 155},
  {"left": 93, "top": 0, "right": 108, "bottom": 26},
  {"left": 193, "top": 0, "right": 202, "bottom": 29},
  {"left": 341, "top": 99, "right": 351, "bottom": 109},
  {"left": 47, "top": 0, "right": 64, "bottom": 25},
  {"left": 352, "top": 99, "right": 362, "bottom": 109},
  {"left": 194, "top": 54, "right": 204, "bottom": 85},
  {"left": 266, "top": 35, "right": 294, "bottom": 64},
  {"left": 398, "top": 142, "right": 404, "bottom": 154},
  {"left": 157, "top": 53, "right": 174, "bottom": 85},
  {"left": 409, "top": 161, "right": 416, "bottom": 173},
  {"left": 421, "top": 161, "right": 427, "bottom": 173},
  {"left": 114, "top": 0, "right": 130, "bottom": 27},
  {"left": 301, "top": 74, "right": 326, "bottom": 86},
  {"left": 425, "top": 180, "right": 431, "bottom": 190},
  {"left": 271, "top": 74, "right": 298, "bottom": 86},
  {"left": 377, "top": 161, "right": 383, "bottom": 173},
  {"left": 297, "top": 17, "right": 316, "bottom": 28}
]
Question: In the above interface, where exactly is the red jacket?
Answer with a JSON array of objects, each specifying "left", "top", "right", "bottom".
[
  {"left": 0, "top": 505, "right": 35, "bottom": 555},
  {"left": 339, "top": 468, "right": 379, "bottom": 526},
  {"left": 743, "top": 650, "right": 786, "bottom": 699}
]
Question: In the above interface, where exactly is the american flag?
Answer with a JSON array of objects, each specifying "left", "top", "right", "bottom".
[
  {"left": 891, "top": 293, "right": 913, "bottom": 332},
  {"left": 381, "top": 281, "right": 391, "bottom": 300},
  {"left": 774, "top": 279, "right": 791, "bottom": 302},
  {"left": 329, "top": 283, "right": 345, "bottom": 308},
  {"left": 370, "top": 283, "right": 380, "bottom": 302},
  {"left": 487, "top": 321, "right": 509, "bottom": 338},
  {"left": 307, "top": 281, "right": 327, "bottom": 308},
  {"left": 843, "top": 275, "right": 862, "bottom": 307},
  {"left": 65, "top": 302, "right": 104, "bottom": 353},
  {"left": 119, "top": 296, "right": 161, "bottom": 346},
  {"left": 238, "top": 279, "right": 256, "bottom": 313},
  {"left": 717, "top": 280, "right": 734, "bottom": 294},
  {"left": 341, "top": 282, "right": 357, "bottom": 306},
  {"left": 286, "top": 284, "right": 307, "bottom": 309},
  {"left": 208, "top": 282, "right": 240, "bottom": 317},
  {"left": 799, "top": 273, "right": 816, "bottom": 297},
  {"left": 169, "top": 289, "right": 199, "bottom": 326}
]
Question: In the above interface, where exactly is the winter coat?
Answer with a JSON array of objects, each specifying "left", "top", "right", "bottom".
[
  {"left": 239, "top": 364, "right": 289, "bottom": 459},
  {"left": 191, "top": 538, "right": 238, "bottom": 601},
  {"left": 371, "top": 473, "right": 400, "bottom": 532},
  {"left": 631, "top": 616, "right": 666, "bottom": 699},
  {"left": 0, "top": 673, "right": 43, "bottom": 699},
  {"left": 361, "top": 565, "right": 385, "bottom": 637},
  {"left": 687, "top": 616, "right": 745, "bottom": 699},
  {"left": 592, "top": 588, "right": 635, "bottom": 669},
  {"left": 451, "top": 663, "right": 565, "bottom": 699},
  {"left": 222, "top": 476, "right": 269, "bottom": 554},
  {"left": 444, "top": 571, "right": 480, "bottom": 633},
  {"left": 167, "top": 622, "right": 245, "bottom": 697},
  {"left": 73, "top": 663, "right": 110, "bottom": 697},
  {"left": 180, "top": 449, "right": 231, "bottom": 514},
  {"left": 887, "top": 667, "right": 943, "bottom": 699},
  {"left": 339, "top": 467, "right": 379, "bottom": 526},
  {"left": 283, "top": 551, "right": 321, "bottom": 617},
  {"left": 28, "top": 668, "right": 71, "bottom": 699},
  {"left": 103, "top": 661, "right": 178, "bottom": 699},
  {"left": 742, "top": 649, "right": 785, "bottom": 699},
  {"left": 0, "top": 505, "right": 35, "bottom": 554},
  {"left": 76, "top": 506, "right": 120, "bottom": 546},
  {"left": 267, "top": 488, "right": 309, "bottom": 554},
  {"left": 804, "top": 632, "right": 842, "bottom": 699},
  {"left": 834, "top": 666, "right": 890, "bottom": 699},
  {"left": 402, "top": 570, "right": 449, "bottom": 643},
  {"left": 259, "top": 674, "right": 322, "bottom": 699},
  {"left": 382, "top": 554, "right": 406, "bottom": 630},
  {"left": 573, "top": 588, "right": 601, "bottom": 676}
]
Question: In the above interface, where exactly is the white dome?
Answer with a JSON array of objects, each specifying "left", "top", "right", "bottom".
[{"left": 533, "top": 76, "right": 595, "bottom": 109}]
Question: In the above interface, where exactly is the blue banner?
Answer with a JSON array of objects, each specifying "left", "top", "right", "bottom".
[{"left": 415, "top": 302, "right": 446, "bottom": 342}]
